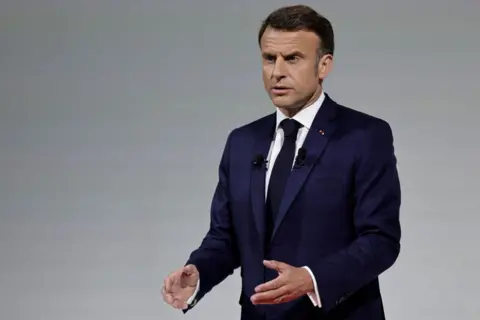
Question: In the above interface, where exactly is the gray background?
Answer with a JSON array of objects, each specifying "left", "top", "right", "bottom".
[{"left": 1, "top": 0, "right": 479, "bottom": 319}]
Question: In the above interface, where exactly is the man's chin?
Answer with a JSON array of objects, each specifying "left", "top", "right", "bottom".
[{"left": 270, "top": 95, "right": 295, "bottom": 108}]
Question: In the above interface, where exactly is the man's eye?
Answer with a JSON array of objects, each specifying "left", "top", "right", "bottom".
[{"left": 286, "top": 55, "right": 299, "bottom": 62}]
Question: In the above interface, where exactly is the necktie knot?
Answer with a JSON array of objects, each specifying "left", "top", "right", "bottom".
[{"left": 280, "top": 119, "right": 302, "bottom": 140}]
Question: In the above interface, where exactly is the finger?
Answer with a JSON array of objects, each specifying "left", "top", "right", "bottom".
[
  {"left": 164, "top": 275, "right": 175, "bottom": 292},
  {"left": 165, "top": 272, "right": 182, "bottom": 292},
  {"left": 263, "top": 260, "right": 289, "bottom": 272},
  {"left": 253, "top": 292, "right": 295, "bottom": 305},
  {"left": 161, "top": 287, "right": 171, "bottom": 300},
  {"left": 163, "top": 292, "right": 174, "bottom": 305},
  {"left": 255, "top": 276, "right": 286, "bottom": 293},
  {"left": 251, "top": 286, "right": 289, "bottom": 304},
  {"left": 172, "top": 298, "right": 188, "bottom": 310}
]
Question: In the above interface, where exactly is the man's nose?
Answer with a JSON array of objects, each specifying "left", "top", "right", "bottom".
[{"left": 272, "top": 59, "right": 286, "bottom": 78}]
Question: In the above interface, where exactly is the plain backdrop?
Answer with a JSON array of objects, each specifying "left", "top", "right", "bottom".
[{"left": 1, "top": 1, "right": 479, "bottom": 319}]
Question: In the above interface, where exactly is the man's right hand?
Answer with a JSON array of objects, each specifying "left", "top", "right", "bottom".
[{"left": 162, "top": 264, "right": 199, "bottom": 309}]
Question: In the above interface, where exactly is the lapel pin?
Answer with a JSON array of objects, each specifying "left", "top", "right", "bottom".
[{"left": 318, "top": 129, "right": 325, "bottom": 135}]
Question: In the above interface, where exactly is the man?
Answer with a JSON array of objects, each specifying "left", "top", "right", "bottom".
[{"left": 162, "top": 4, "right": 401, "bottom": 319}]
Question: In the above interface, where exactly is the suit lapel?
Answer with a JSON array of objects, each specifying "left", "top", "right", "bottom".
[
  {"left": 250, "top": 114, "right": 276, "bottom": 250},
  {"left": 271, "top": 94, "right": 339, "bottom": 241}
]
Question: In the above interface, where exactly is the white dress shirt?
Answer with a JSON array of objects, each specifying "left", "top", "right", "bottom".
[{"left": 187, "top": 92, "right": 326, "bottom": 308}]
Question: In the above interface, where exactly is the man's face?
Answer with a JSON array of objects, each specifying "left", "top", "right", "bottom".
[{"left": 260, "top": 27, "right": 331, "bottom": 114}]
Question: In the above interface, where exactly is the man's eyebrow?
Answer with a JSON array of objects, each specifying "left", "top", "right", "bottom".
[
  {"left": 283, "top": 51, "right": 305, "bottom": 57},
  {"left": 261, "top": 51, "right": 305, "bottom": 58}
]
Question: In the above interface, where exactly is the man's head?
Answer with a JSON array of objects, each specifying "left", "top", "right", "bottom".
[{"left": 258, "top": 5, "right": 334, "bottom": 115}]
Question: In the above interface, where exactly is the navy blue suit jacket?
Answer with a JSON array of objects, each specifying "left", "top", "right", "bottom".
[{"left": 185, "top": 94, "right": 401, "bottom": 319}]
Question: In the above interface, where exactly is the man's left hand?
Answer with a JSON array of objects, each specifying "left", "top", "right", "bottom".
[{"left": 250, "top": 260, "right": 314, "bottom": 305}]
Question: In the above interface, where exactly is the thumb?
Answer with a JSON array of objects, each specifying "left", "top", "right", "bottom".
[
  {"left": 183, "top": 264, "right": 197, "bottom": 277},
  {"left": 182, "top": 265, "right": 198, "bottom": 287}
]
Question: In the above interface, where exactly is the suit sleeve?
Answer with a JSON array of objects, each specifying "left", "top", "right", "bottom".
[
  {"left": 183, "top": 130, "right": 240, "bottom": 311},
  {"left": 310, "top": 119, "right": 401, "bottom": 312}
]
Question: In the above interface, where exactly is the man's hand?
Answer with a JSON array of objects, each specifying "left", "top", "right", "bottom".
[
  {"left": 250, "top": 260, "right": 314, "bottom": 305},
  {"left": 162, "top": 264, "right": 199, "bottom": 310}
]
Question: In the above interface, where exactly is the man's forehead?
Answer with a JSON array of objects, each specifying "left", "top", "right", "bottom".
[{"left": 260, "top": 28, "right": 318, "bottom": 52}]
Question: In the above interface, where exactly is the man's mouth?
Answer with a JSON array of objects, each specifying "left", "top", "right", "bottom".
[{"left": 271, "top": 86, "right": 291, "bottom": 94}]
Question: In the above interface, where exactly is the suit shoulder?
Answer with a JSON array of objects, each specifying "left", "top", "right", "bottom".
[
  {"left": 227, "top": 113, "right": 275, "bottom": 140},
  {"left": 235, "top": 113, "right": 275, "bottom": 131},
  {"left": 336, "top": 103, "right": 393, "bottom": 135},
  {"left": 332, "top": 102, "right": 396, "bottom": 155}
]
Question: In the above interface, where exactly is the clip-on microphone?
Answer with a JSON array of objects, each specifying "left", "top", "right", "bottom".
[{"left": 294, "top": 147, "right": 307, "bottom": 168}]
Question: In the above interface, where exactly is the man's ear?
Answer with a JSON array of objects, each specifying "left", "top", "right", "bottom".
[{"left": 318, "top": 53, "right": 333, "bottom": 81}]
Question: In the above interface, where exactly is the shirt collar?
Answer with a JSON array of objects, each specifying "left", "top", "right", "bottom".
[{"left": 275, "top": 91, "right": 325, "bottom": 130}]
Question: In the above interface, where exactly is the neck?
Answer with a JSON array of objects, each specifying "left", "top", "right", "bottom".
[{"left": 278, "top": 87, "right": 323, "bottom": 118}]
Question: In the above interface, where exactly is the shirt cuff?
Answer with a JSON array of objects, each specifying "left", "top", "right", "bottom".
[
  {"left": 302, "top": 266, "right": 322, "bottom": 308},
  {"left": 186, "top": 278, "right": 200, "bottom": 306}
]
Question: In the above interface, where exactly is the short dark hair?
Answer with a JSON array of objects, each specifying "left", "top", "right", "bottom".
[{"left": 258, "top": 5, "right": 334, "bottom": 56}]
